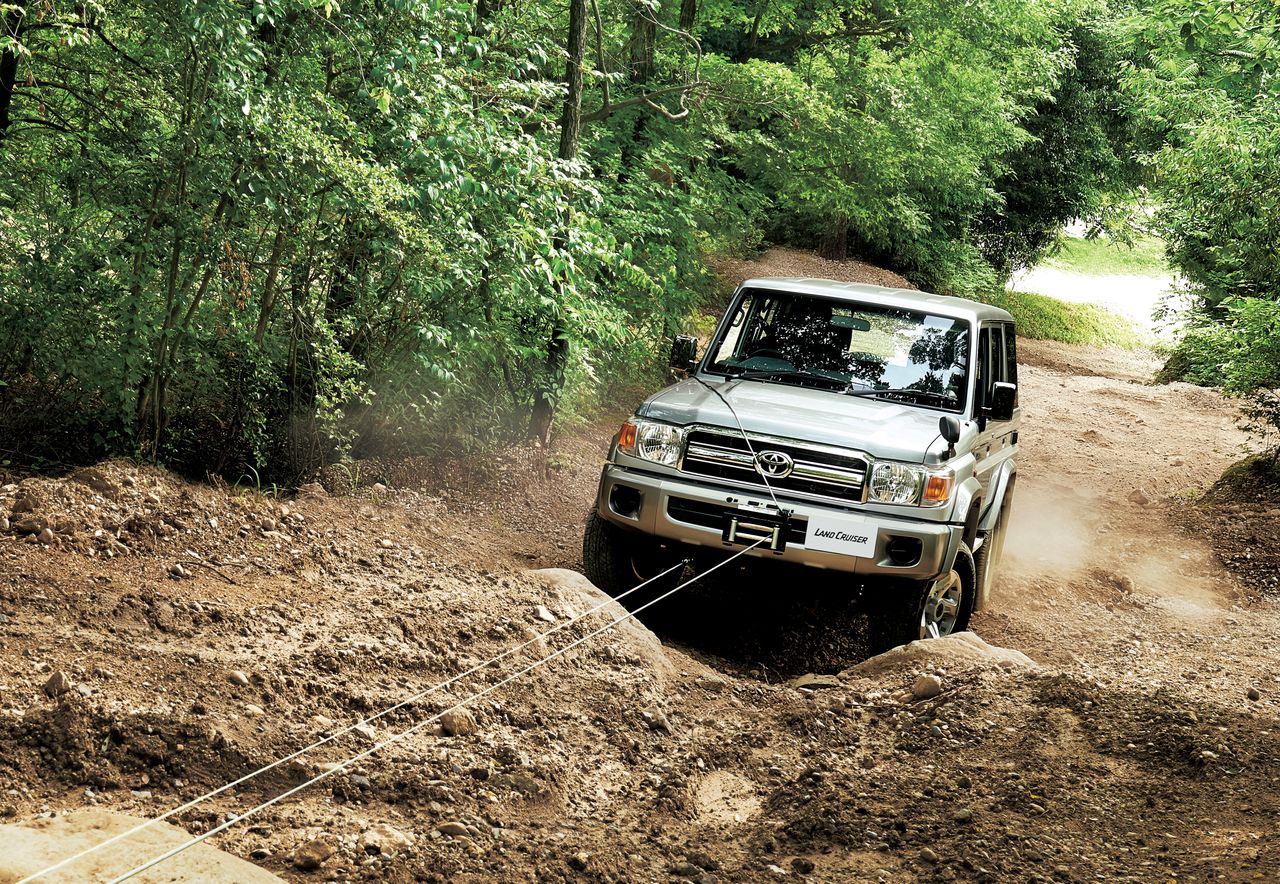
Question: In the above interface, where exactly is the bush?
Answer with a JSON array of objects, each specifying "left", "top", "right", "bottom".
[{"left": 978, "top": 290, "right": 1145, "bottom": 349}]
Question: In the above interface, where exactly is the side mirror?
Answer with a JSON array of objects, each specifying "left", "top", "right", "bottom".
[
  {"left": 989, "top": 382, "right": 1017, "bottom": 422},
  {"left": 938, "top": 415, "right": 961, "bottom": 458},
  {"left": 669, "top": 334, "right": 698, "bottom": 372}
]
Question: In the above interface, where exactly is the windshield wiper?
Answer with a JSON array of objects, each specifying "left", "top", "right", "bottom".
[
  {"left": 844, "top": 387, "right": 956, "bottom": 407},
  {"left": 725, "top": 368, "right": 846, "bottom": 388}
]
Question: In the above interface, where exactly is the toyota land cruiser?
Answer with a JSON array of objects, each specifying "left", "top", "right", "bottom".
[{"left": 583, "top": 278, "right": 1020, "bottom": 646}]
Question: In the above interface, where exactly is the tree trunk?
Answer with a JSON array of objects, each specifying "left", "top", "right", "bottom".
[
  {"left": 679, "top": 0, "right": 696, "bottom": 31},
  {"left": 818, "top": 215, "right": 849, "bottom": 261},
  {"left": 529, "top": 0, "right": 587, "bottom": 445},
  {"left": 630, "top": 6, "right": 656, "bottom": 84},
  {"left": 0, "top": 1, "right": 25, "bottom": 137}
]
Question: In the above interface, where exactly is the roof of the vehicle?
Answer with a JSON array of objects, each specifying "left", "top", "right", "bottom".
[{"left": 739, "top": 277, "right": 1015, "bottom": 325}]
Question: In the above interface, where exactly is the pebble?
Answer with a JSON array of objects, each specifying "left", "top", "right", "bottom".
[
  {"left": 372, "top": 482, "right": 388, "bottom": 493},
  {"left": 353, "top": 723, "right": 378, "bottom": 742},
  {"left": 642, "top": 706, "right": 673, "bottom": 734},
  {"left": 441, "top": 708, "right": 478, "bottom": 737},
  {"left": 43, "top": 670, "right": 73, "bottom": 698},
  {"left": 292, "top": 837, "right": 337, "bottom": 870},
  {"left": 952, "top": 807, "right": 973, "bottom": 823},
  {"left": 1127, "top": 488, "right": 1151, "bottom": 506},
  {"left": 0, "top": 516, "right": 8, "bottom": 532},
  {"left": 920, "top": 847, "right": 939, "bottom": 863},
  {"left": 437, "top": 821, "right": 469, "bottom": 837},
  {"left": 244, "top": 704, "right": 265, "bottom": 717},
  {"left": 1247, "top": 687, "right": 1261, "bottom": 701},
  {"left": 228, "top": 670, "right": 250, "bottom": 686},
  {"left": 912, "top": 674, "right": 943, "bottom": 701},
  {"left": 76, "top": 684, "right": 93, "bottom": 698},
  {"left": 361, "top": 822, "right": 414, "bottom": 855},
  {"left": 791, "top": 857, "right": 816, "bottom": 874},
  {"left": 535, "top": 605, "right": 557, "bottom": 623},
  {"left": 378, "top": 538, "right": 395, "bottom": 549},
  {"left": 169, "top": 563, "right": 190, "bottom": 578},
  {"left": 37, "top": 527, "right": 55, "bottom": 544}
]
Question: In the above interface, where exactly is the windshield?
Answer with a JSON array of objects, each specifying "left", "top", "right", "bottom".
[{"left": 705, "top": 289, "right": 971, "bottom": 412}]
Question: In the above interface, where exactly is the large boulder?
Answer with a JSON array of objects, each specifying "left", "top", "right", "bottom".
[
  {"left": 840, "top": 631, "right": 1036, "bottom": 680},
  {"left": 0, "top": 809, "right": 282, "bottom": 883}
]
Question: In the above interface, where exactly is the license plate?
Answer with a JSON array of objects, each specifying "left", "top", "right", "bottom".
[{"left": 805, "top": 513, "right": 877, "bottom": 558}]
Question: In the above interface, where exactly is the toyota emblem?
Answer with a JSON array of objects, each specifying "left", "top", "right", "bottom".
[{"left": 754, "top": 450, "right": 794, "bottom": 479}]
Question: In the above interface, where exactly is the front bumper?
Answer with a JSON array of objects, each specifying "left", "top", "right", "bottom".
[{"left": 596, "top": 464, "right": 962, "bottom": 580}]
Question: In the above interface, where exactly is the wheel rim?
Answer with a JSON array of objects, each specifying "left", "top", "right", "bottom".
[{"left": 920, "top": 570, "right": 963, "bottom": 639}]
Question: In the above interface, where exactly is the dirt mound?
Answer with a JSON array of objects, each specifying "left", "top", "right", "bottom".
[
  {"left": 840, "top": 631, "right": 1037, "bottom": 680},
  {"left": 0, "top": 809, "right": 283, "bottom": 883},
  {"left": 706, "top": 247, "right": 916, "bottom": 292}
]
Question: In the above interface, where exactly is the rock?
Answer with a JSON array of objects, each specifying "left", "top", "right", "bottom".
[
  {"left": 377, "top": 538, "right": 395, "bottom": 550},
  {"left": 73, "top": 468, "right": 118, "bottom": 497},
  {"left": 1247, "top": 687, "right": 1261, "bottom": 702},
  {"left": 10, "top": 490, "right": 39, "bottom": 514},
  {"left": 244, "top": 704, "right": 265, "bottom": 717},
  {"left": 912, "top": 674, "right": 943, "bottom": 701},
  {"left": 371, "top": 482, "right": 388, "bottom": 493},
  {"left": 76, "top": 684, "right": 93, "bottom": 698},
  {"left": 36, "top": 527, "right": 56, "bottom": 545},
  {"left": 361, "top": 823, "right": 414, "bottom": 855},
  {"left": 352, "top": 722, "right": 378, "bottom": 743},
  {"left": 842, "top": 632, "right": 1036, "bottom": 678},
  {"left": 228, "top": 670, "right": 250, "bottom": 686},
  {"left": 0, "top": 516, "right": 8, "bottom": 532},
  {"left": 569, "top": 853, "right": 591, "bottom": 871},
  {"left": 670, "top": 861, "right": 701, "bottom": 877},
  {"left": 440, "top": 708, "right": 478, "bottom": 737},
  {"left": 292, "top": 837, "right": 337, "bottom": 870},
  {"left": 687, "top": 850, "right": 720, "bottom": 871},
  {"left": 791, "top": 673, "right": 843, "bottom": 690},
  {"left": 642, "top": 706, "right": 673, "bottom": 734},
  {"left": 0, "top": 810, "right": 283, "bottom": 882},
  {"left": 535, "top": 604, "right": 557, "bottom": 623},
  {"left": 437, "top": 821, "right": 469, "bottom": 837},
  {"left": 921, "top": 847, "right": 940, "bottom": 863},
  {"left": 1169, "top": 455, "right": 1186, "bottom": 466},
  {"left": 297, "top": 482, "right": 327, "bottom": 498},
  {"left": 791, "top": 857, "right": 816, "bottom": 874},
  {"left": 11, "top": 515, "right": 44, "bottom": 535},
  {"left": 952, "top": 807, "right": 973, "bottom": 823},
  {"left": 1127, "top": 488, "right": 1151, "bottom": 506},
  {"left": 169, "top": 563, "right": 190, "bottom": 578},
  {"left": 43, "top": 670, "right": 73, "bottom": 697}
]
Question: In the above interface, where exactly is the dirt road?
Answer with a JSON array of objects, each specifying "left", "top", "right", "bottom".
[{"left": 3, "top": 311, "right": 1280, "bottom": 880}]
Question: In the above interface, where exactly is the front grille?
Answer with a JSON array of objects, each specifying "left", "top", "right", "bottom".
[
  {"left": 667, "top": 497, "right": 808, "bottom": 544},
  {"left": 680, "top": 428, "right": 868, "bottom": 503}
]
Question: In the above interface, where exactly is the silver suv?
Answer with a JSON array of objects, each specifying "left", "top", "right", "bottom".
[{"left": 583, "top": 278, "right": 1020, "bottom": 646}]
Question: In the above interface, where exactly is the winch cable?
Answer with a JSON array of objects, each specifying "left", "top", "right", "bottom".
[
  {"left": 695, "top": 375, "right": 782, "bottom": 510},
  {"left": 102, "top": 538, "right": 768, "bottom": 884},
  {"left": 16, "top": 557, "right": 687, "bottom": 884}
]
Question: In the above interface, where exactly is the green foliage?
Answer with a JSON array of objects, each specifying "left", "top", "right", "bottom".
[
  {"left": 979, "top": 290, "right": 1145, "bottom": 350},
  {"left": 1045, "top": 233, "right": 1170, "bottom": 277},
  {"left": 0, "top": 0, "right": 1155, "bottom": 479}
]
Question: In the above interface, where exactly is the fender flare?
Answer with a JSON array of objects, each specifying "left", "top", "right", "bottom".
[
  {"left": 952, "top": 477, "right": 984, "bottom": 549},
  {"left": 979, "top": 460, "right": 1017, "bottom": 533}
]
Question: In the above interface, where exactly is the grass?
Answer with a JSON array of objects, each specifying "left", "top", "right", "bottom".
[
  {"left": 978, "top": 289, "right": 1147, "bottom": 349},
  {"left": 1044, "top": 233, "right": 1169, "bottom": 277}
]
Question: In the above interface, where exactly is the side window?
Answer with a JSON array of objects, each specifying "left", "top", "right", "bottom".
[
  {"left": 984, "top": 325, "right": 1004, "bottom": 402},
  {"left": 1003, "top": 322, "right": 1018, "bottom": 404}
]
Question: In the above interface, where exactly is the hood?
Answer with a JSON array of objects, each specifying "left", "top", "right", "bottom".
[{"left": 639, "top": 376, "right": 952, "bottom": 463}]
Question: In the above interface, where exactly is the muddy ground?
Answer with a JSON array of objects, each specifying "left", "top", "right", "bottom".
[{"left": 3, "top": 261, "right": 1280, "bottom": 882}]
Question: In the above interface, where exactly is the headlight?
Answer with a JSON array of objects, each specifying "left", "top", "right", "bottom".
[
  {"left": 617, "top": 419, "right": 685, "bottom": 467},
  {"left": 869, "top": 462, "right": 953, "bottom": 507}
]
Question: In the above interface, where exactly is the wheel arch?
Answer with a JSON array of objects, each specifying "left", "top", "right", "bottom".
[{"left": 979, "top": 460, "right": 1017, "bottom": 533}]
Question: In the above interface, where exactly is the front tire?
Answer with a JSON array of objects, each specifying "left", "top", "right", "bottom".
[
  {"left": 582, "top": 511, "right": 684, "bottom": 607},
  {"left": 866, "top": 543, "right": 976, "bottom": 652}
]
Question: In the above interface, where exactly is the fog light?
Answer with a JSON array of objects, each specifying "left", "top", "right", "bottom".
[
  {"left": 885, "top": 536, "right": 922, "bottom": 566},
  {"left": 609, "top": 484, "right": 642, "bottom": 519}
]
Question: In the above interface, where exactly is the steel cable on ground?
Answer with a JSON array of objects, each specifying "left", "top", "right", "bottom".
[
  {"left": 16, "top": 559, "right": 688, "bottom": 884},
  {"left": 104, "top": 538, "right": 767, "bottom": 884}
]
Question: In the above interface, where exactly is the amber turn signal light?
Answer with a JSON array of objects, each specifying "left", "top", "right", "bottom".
[
  {"left": 923, "top": 474, "right": 953, "bottom": 504},
  {"left": 618, "top": 421, "right": 638, "bottom": 452}
]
